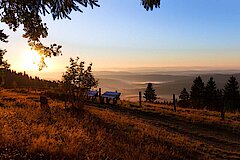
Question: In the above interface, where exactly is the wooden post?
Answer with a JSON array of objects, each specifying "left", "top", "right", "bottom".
[
  {"left": 173, "top": 94, "right": 176, "bottom": 112},
  {"left": 139, "top": 92, "right": 142, "bottom": 107},
  {"left": 221, "top": 105, "right": 225, "bottom": 120},
  {"left": 99, "top": 88, "right": 102, "bottom": 103},
  {"left": 114, "top": 91, "right": 117, "bottom": 105},
  {"left": 64, "top": 94, "right": 67, "bottom": 109},
  {"left": 40, "top": 95, "right": 50, "bottom": 113}
]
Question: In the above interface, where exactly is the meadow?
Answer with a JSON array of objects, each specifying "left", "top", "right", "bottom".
[{"left": 0, "top": 89, "right": 240, "bottom": 159}]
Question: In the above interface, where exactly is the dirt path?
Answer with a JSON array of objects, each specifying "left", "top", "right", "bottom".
[
  {"left": 144, "top": 114, "right": 240, "bottom": 159},
  {"left": 92, "top": 104, "right": 240, "bottom": 159}
]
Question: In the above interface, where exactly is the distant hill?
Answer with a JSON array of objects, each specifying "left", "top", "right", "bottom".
[
  {"left": 96, "top": 72, "right": 240, "bottom": 101},
  {"left": 96, "top": 73, "right": 190, "bottom": 82},
  {"left": 1, "top": 69, "right": 58, "bottom": 89}
]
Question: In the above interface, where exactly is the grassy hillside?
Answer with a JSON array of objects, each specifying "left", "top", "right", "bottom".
[{"left": 0, "top": 89, "right": 240, "bottom": 159}]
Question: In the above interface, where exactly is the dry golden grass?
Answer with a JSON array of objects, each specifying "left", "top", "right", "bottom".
[
  {"left": 0, "top": 89, "right": 240, "bottom": 159},
  {"left": 121, "top": 100, "right": 240, "bottom": 131}
]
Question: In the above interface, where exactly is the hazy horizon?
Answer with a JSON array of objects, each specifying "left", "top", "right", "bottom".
[{"left": 18, "top": 66, "right": 240, "bottom": 81}]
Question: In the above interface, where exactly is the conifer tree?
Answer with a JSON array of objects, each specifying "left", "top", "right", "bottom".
[
  {"left": 190, "top": 76, "right": 205, "bottom": 108},
  {"left": 215, "top": 89, "right": 224, "bottom": 115},
  {"left": 178, "top": 88, "right": 190, "bottom": 107},
  {"left": 179, "top": 88, "right": 189, "bottom": 100},
  {"left": 204, "top": 77, "right": 217, "bottom": 110},
  {"left": 223, "top": 76, "right": 240, "bottom": 111},
  {"left": 144, "top": 83, "right": 157, "bottom": 103}
]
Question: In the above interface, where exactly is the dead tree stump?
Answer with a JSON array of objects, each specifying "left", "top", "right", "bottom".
[
  {"left": 40, "top": 95, "right": 50, "bottom": 113},
  {"left": 139, "top": 92, "right": 142, "bottom": 107}
]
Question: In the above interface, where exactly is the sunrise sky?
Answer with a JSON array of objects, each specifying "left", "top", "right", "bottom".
[{"left": 1, "top": 0, "right": 240, "bottom": 79}]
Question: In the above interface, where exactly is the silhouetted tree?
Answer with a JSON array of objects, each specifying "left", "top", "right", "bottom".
[
  {"left": 204, "top": 77, "right": 218, "bottom": 110},
  {"left": 144, "top": 83, "right": 157, "bottom": 103},
  {"left": 214, "top": 88, "right": 225, "bottom": 119},
  {"left": 223, "top": 76, "right": 240, "bottom": 112},
  {"left": 0, "top": 0, "right": 160, "bottom": 69},
  {"left": 0, "top": 49, "right": 10, "bottom": 69},
  {"left": 142, "top": 0, "right": 161, "bottom": 11},
  {"left": 62, "top": 57, "right": 97, "bottom": 110},
  {"left": 0, "top": 49, "right": 10, "bottom": 87},
  {"left": 179, "top": 88, "right": 189, "bottom": 100},
  {"left": 190, "top": 76, "right": 205, "bottom": 108},
  {"left": 0, "top": 30, "right": 8, "bottom": 42},
  {"left": 1, "top": 68, "right": 58, "bottom": 89},
  {"left": 178, "top": 88, "right": 190, "bottom": 107},
  {"left": 0, "top": 29, "right": 10, "bottom": 70}
]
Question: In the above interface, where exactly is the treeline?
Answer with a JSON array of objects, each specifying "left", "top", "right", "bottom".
[
  {"left": 1, "top": 69, "right": 58, "bottom": 89},
  {"left": 178, "top": 76, "right": 240, "bottom": 112}
]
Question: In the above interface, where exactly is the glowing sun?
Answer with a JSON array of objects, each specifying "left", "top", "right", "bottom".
[{"left": 22, "top": 50, "right": 42, "bottom": 71}]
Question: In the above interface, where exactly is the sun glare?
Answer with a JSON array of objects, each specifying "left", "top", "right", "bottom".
[{"left": 22, "top": 50, "right": 42, "bottom": 71}]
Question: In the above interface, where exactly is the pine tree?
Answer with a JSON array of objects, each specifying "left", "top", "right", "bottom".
[
  {"left": 190, "top": 76, "right": 205, "bottom": 108},
  {"left": 178, "top": 88, "right": 190, "bottom": 107},
  {"left": 223, "top": 76, "right": 240, "bottom": 111},
  {"left": 215, "top": 89, "right": 225, "bottom": 120},
  {"left": 204, "top": 77, "right": 217, "bottom": 110},
  {"left": 179, "top": 88, "right": 189, "bottom": 100},
  {"left": 144, "top": 83, "right": 157, "bottom": 103}
]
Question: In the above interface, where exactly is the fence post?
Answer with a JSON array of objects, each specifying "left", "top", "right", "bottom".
[
  {"left": 99, "top": 88, "right": 102, "bottom": 103},
  {"left": 139, "top": 91, "right": 142, "bottom": 107},
  {"left": 173, "top": 94, "right": 176, "bottom": 112},
  {"left": 221, "top": 104, "right": 225, "bottom": 120},
  {"left": 40, "top": 95, "right": 50, "bottom": 113},
  {"left": 64, "top": 94, "right": 67, "bottom": 109}
]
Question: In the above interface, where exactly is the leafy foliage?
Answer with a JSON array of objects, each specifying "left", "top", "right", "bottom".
[
  {"left": 0, "top": 53, "right": 8, "bottom": 84},
  {"left": 142, "top": 0, "right": 161, "bottom": 11},
  {"left": 0, "top": 49, "right": 10, "bottom": 70},
  {"left": 0, "top": 30, "right": 8, "bottom": 42},
  {"left": 143, "top": 83, "right": 157, "bottom": 103},
  {"left": 62, "top": 57, "right": 97, "bottom": 109},
  {"left": 0, "top": 29, "right": 10, "bottom": 72}
]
